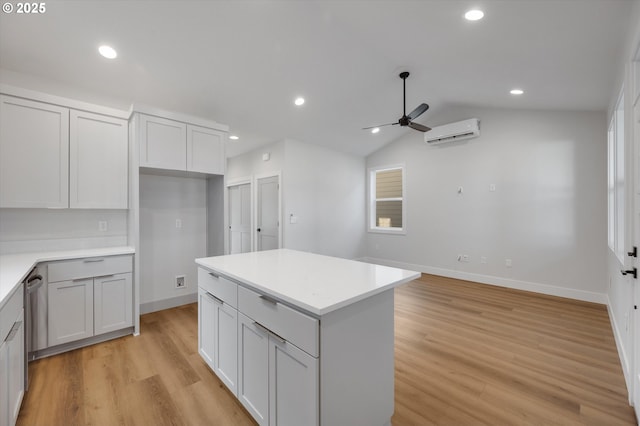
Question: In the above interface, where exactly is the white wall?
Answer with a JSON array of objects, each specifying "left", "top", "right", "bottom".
[
  {"left": 227, "top": 139, "right": 366, "bottom": 259},
  {"left": 207, "top": 175, "right": 225, "bottom": 257},
  {"left": 365, "top": 106, "right": 607, "bottom": 302},
  {"left": 0, "top": 208, "right": 127, "bottom": 254},
  {"left": 282, "top": 139, "right": 365, "bottom": 259},
  {"left": 139, "top": 173, "right": 206, "bottom": 312}
]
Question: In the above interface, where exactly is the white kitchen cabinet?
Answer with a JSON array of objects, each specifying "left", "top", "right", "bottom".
[
  {"left": 139, "top": 114, "right": 187, "bottom": 171},
  {"left": 7, "top": 310, "right": 24, "bottom": 426},
  {"left": 238, "top": 313, "right": 269, "bottom": 426},
  {"left": 214, "top": 299, "right": 238, "bottom": 394},
  {"left": 198, "top": 288, "right": 216, "bottom": 369},
  {"left": 187, "top": 124, "right": 225, "bottom": 175},
  {"left": 94, "top": 273, "right": 133, "bottom": 335},
  {"left": 137, "top": 113, "right": 225, "bottom": 175},
  {"left": 0, "top": 339, "right": 7, "bottom": 426},
  {"left": 269, "top": 338, "right": 318, "bottom": 426},
  {"left": 47, "top": 255, "right": 133, "bottom": 347},
  {"left": 48, "top": 279, "right": 94, "bottom": 346},
  {"left": 0, "top": 95, "right": 69, "bottom": 208},
  {"left": 69, "top": 110, "right": 128, "bottom": 209},
  {"left": 0, "top": 284, "right": 24, "bottom": 426}
]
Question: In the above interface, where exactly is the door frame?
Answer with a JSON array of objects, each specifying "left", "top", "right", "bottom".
[
  {"left": 225, "top": 176, "right": 252, "bottom": 255},
  {"left": 254, "top": 171, "right": 282, "bottom": 252},
  {"left": 631, "top": 39, "right": 640, "bottom": 417}
]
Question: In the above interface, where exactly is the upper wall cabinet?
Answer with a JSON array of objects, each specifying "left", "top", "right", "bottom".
[
  {"left": 138, "top": 113, "right": 226, "bottom": 175},
  {"left": 0, "top": 94, "right": 129, "bottom": 209},
  {"left": 0, "top": 95, "right": 70, "bottom": 208},
  {"left": 70, "top": 111, "right": 128, "bottom": 209}
]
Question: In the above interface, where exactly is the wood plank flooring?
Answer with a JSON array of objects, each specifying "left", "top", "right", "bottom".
[{"left": 17, "top": 274, "right": 636, "bottom": 425}]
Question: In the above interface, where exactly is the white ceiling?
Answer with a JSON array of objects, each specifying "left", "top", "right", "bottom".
[{"left": 0, "top": 0, "right": 634, "bottom": 157}]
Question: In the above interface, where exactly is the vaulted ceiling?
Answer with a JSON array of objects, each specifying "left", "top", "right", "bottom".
[{"left": 0, "top": 0, "right": 634, "bottom": 157}]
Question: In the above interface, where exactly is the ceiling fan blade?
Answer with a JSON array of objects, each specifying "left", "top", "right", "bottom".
[
  {"left": 408, "top": 121, "right": 431, "bottom": 132},
  {"left": 362, "top": 122, "right": 398, "bottom": 130},
  {"left": 407, "top": 103, "right": 429, "bottom": 120}
]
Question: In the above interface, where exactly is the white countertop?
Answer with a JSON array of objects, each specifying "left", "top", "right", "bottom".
[
  {"left": 195, "top": 249, "right": 420, "bottom": 316},
  {"left": 0, "top": 246, "right": 135, "bottom": 309}
]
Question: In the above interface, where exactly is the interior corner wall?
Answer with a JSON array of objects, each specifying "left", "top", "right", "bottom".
[
  {"left": 282, "top": 139, "right": 365, "bottom": 260},
  {"left": 365, "top": 106, "right": 607, "bottom": 303},
  {"left": 207, "top": 175, "right": 225, "bottom": 257},
  {"left": 139, "top": 173, "right": 206, "bottom": 312}
]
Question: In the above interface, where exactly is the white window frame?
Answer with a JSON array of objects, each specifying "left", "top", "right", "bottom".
[
  {"left": 368, "top": 164, "right": 406, "bottom": 234},
  {"left": 608, "top": 87, "right": 625, "bottom": 263}
]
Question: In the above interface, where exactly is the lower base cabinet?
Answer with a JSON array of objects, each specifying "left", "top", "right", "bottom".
[
  {"left": 237, "top": 313, "right": 269, "bottom": 425},
  {"left": 1, "top": 285, "right": 25, "bottom": 426}
]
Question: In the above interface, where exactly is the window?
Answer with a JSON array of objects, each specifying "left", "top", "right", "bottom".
[
  {"left": 608, "top": 88, "right": 625, "bottom": 262},
  {"left": 369, "top": 165, "right": 405, "bottom": 233}
]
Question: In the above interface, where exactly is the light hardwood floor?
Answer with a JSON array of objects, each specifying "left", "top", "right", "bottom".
[{"left": 17, "top": 274, "right": 636, "bottom": 425}]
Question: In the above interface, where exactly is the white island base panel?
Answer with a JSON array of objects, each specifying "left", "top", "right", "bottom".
[{"left": 319, "top": 289, "right": 395, "bottom": 425}]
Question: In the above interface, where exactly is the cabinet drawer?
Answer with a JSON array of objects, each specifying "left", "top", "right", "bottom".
[
  {"left": 1, "top": 283, "right": 23, "bottom": 342},
  {"left": 198, "top": 268, "right": 237, "bottom": 308},
  {"left": 48, "top": 255, "right": 132, "bottom": 283},
  {"left": 238, "top": 286, "right": 318, "bottom": 357}
]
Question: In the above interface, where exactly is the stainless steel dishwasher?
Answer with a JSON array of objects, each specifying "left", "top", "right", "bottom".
[{"left": 24, "top": 265, "right": 46, "bottom": 390}]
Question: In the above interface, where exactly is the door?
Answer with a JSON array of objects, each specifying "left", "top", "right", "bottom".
[
  {"left": 237, "top": 313, "right": 269, "bottom": 426},
  {"left": 256, "top": 175, "right": 280, "bottom": 251},
  {"left": 0, "top": 95, "right": 69, "bottom": 208},
  {"left": 48, "top": 279, "right": 94, "bottom": 346},
  {"left": 229, "top": 183, "right": 252, "bottom": 254},
  {"left": 215, "top": 301, "right": 238, "bottom": 395},
  {"left": 69, "top": 110, "right": 128, "bottom": 209},
  {"left": 187, "top": 124, "right": 225, "bottom": 174},
  {"left": 94, "top": 273, "right": 133, "bottom": 335},
  {"left": 198, "top": 289, "right": 216, "bottom": 370},
  {"left": 269, "top": 337, "right": 319, "bottom": 426},
  {"left": 633, "top": 72, "right": 640, "bottom": 418}
]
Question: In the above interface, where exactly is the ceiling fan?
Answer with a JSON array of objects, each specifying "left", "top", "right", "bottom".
[{"left": 363, "top": 71, "right": 431, "bottom": 133}]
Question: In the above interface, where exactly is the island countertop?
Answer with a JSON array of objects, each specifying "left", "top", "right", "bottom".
[{"left": 195, "top": 248, "right": 420, "bottom": 316}]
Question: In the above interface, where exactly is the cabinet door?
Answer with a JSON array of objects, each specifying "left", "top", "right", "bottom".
[
  {"left": 237, "top": 313, "right": 269, "bottom": 426},
  {"left": 0, "top": 339, "right": 8, "bottom": 426},
  {"left": 7, "top": 311, "right": 24, "bottom": 426},
  {"left": 269, "top": 338, "right": 319, "bottom": 426},
  {"left": 70, "top": 110, "right": 128, "bottom": 209},
  {"left": 214, "top": 301, "right": 238, "bottom": 395},
  {"left": 186, "top": 124, "right": 225, "bottom": 175},
  {"left": 48, "top": 279, "right": 94, "bottom": 346},
  {"left": 0, "top": 95, "right": 69, "bottom": 208},
  {"left": 198, "top": 288, "right": 216, "bottom": 370},
  {"left": 139, "top": 114, "right": 186, "bottom": 170},
  {"left": 94, "top": 273, "right": 133, "bottom": 335}
]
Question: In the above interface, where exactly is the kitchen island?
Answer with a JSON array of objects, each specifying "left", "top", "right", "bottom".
[{"left": 195, "top": 249, "right": 420, "bottom": 426}]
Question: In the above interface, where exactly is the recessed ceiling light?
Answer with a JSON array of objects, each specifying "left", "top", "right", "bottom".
[
  {"left": 294, "top": 97, "right": 305, "bottom": 106},
  {"left": 510, "top": 89, "right": 524, "bottom": 95},
  {"left": 229, "top": 135, "right": 239, "bottom": 140},
  {"left": 464, "top": 9, "right": 484, "bottom": 21},
  {"left": 371, "top": 127, "right": 380, "bottom": 134},
  {"left": 98, "top": 45, "right": 117, "bottom": 59}
]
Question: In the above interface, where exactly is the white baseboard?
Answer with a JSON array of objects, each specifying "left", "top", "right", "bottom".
[
  {"left": 360, "top": 256, "right": 607, "bottom": 304},
  {"left": 140, "top": 292, "right": 198, "bottom": 315},
  {"left": 606, "top": 295, "right": 633, "bottom": 404}
]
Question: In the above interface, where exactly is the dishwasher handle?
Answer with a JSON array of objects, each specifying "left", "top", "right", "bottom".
[{"left": 26, "top": 274, "right": 43, "bottom": 293}]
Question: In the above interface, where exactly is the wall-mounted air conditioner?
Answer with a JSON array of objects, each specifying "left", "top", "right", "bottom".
[{"left": 424, "top": 118, "right": 480, "bottom": 144}]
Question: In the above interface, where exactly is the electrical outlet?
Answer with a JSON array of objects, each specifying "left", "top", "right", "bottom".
[
  {"left": 176, "top": 219, "right": 182, "bottom": 229},
  {"left": 462, "top": 255, "right": 470, "bottom": 262},
  {"left": 505, "top": 259, "right": 512, "bottom": 268},
  {"left": 175, "top": 275, "right": 185, "bottom": 288},
  {"left": 98, "top": 221, "right": 108, "bottom": 232}
]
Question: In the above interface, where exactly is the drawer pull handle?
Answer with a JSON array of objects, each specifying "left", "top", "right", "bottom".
[
  {"left": 259, "top": 294, "right": 279, "bottom": 305},
  {"left": 5, "top": 321, "right": 22, "bottom": 342},
  {"left": 84, "top": 258, "right": 105, "bottom": 263},
  {"left": 206, "top": 292, "right": 224, "bottom": 305},
  {"left": 252, "top": 321, "right": 286, "bottom": 344},
  {"left": 208, "top": 272, "right": 220, "bottom": 279},
  {"left": 93, "top": 274, "right": 115, "bottom": 280}
]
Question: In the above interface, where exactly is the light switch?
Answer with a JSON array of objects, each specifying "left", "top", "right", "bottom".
[
  {"left": 290, "top": 214, "right": 298, "bottom": 224},
  {"left": 262, "top": 152, "right": 270, "bottom": 161},
  {"left": 176, "top": 219, "right": 182, "bottom": 229},
  {"left": 489, "top": 184, "right": 496, "bottom": 192}
]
